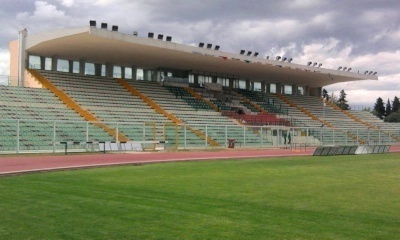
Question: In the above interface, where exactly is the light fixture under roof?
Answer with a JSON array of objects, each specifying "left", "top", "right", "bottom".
[
  {"left": 199, "top": 42, "right": 204, "bottom": 47},
  {"left": 240, "top": 50, "right": 245, "bottom": 54}
]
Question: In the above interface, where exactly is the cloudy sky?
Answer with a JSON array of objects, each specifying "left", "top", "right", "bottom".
[{"left": 1, "top": 0, "right": 399, "bottom": 108}]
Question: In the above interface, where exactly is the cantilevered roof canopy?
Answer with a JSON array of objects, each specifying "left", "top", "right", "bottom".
[{"left": 25, "top": 27, "right": 377, "bottom": 88}]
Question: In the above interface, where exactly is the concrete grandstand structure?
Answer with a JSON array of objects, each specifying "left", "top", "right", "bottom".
[{"left": 2, "top": 22, "right": 399, "bottom": 153}]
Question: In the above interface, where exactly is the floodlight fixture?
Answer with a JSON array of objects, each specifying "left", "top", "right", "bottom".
[
  {"left": 282, "top": 57, "right": 287, "bottom": 62},
  {"left": 240, "top": 50, "right": 245, "bottom": 54},
  {"left": 308, "top": 62, "right": 312, "bottom": 66},
  {"left": 318, "top": 63, "right": 322, "bottom": 67},
  {"left": 157, "top": 34, "right": 164, "bottom": 40},
  {"left": 347, "top": 68, "right": 352, "bottom": 71},
  {"left": 101, "top": 23, "right": 108, "bottom": 29},
  {"left": 133, "top": 31, "right": 138, "bottom": 36},
  {"left": 247, "top": 51, "right": 252, "bottom": 56},
  {"left": 266, "top": 56, "right": 270, "bottom": 59},
  {"left": 166, "top": 36, "right": 172, "bottom": 41},
  {"left": 369, "top": 71, "right": 373, "bottom": 74},
  {"left": 338, "top": 66, "right": 342, "bottom": 70},
  {"left": 313, "top": 62, "right": 317, "bottom": 67},
  {"left": 343, "top": 67, "right": 347, "bottom": 71},
  {"left": 254, "top": 52, "right": 259, "bottom": 57},
  {"left": 148, "top": 32, "right": 154, "bottom": 38},
  {"left": 89, "top": 20, "right": 96, "bottom": 27},
  {"left": 215, "top": 45, "right": 220, "bottom": 50},
  {"left": 373, "top": 72, "right": 377, "bottom": 75},
  {"left": 206, "top": 43, "right": 212, "bottom": 49},
  {"left": 364, "top": 70, "right": 368, "bottom": 74},
  {"left": 288, "top": 58, "right": 293, "bottom": 62},
  {"left": 199, "top": 42, "right": 204, "bottom": 47},
  {"left": 276, "top": 56, "right": 281, "bottom": 60},
  {"left": 112, "top": 25, "right": 118, "bottom": 32}
]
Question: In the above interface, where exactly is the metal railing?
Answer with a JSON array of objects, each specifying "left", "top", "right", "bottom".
[{"left": 0, "top": 119, "right": 399, "bottom": 154}]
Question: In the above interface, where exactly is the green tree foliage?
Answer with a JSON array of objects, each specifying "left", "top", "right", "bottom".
[
  {"left": 385, "top": 112, "right": 400, "bottom": 122},
  {"left": 385, "top": 99, "right": 392, "bottom": 117},
  {"left": 336, "top": 90, "right": 350, "bottom": 110},
  {"left": 373, "top": 97, "right": 385, "bottom": 119},
  {"left": 392, "top": 96, "right": 400, "bottom": 112}
]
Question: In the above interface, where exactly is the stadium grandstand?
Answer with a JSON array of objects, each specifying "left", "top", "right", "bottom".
[{"left": 2, "top": 21, "right": 399, "bottom": 153}]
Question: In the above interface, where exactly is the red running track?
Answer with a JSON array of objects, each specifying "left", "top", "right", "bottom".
[
  {"left": 0, "top": 148, "right": 315, "bottom": 176},
  {"left": 1, "top": 146, "right": 399, "bottom": 176}
]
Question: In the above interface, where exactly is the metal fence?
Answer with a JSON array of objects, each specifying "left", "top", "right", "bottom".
[{"left": 0, "top": 119, "right": 399, "bottom": 154}]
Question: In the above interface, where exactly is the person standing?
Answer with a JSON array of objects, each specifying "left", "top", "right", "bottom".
[{"left": 288, "top": 132, "right": 292, "bottom": 144}]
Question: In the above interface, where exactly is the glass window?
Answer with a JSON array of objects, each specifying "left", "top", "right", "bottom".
[
  {"left": 136, "top": 69, "right": 144, "bottom": 80},
  {"left": 101, "top": 65, "right": 106, "bottom": 77},
  {"left": 254, "top": 82, "right": 261, "bottom": 92},
  {"left": 45, "top": 57, "right": 52, "bottom": 70},
  {"left": 57, "top": 59, "right": 69, "bottom": 72},
  {"left": 297, "top": 86, "right": 304, "bottom": 95},
  {"left": 28, "top": 55, "right": 41, "bottom": 69},
  {"left": 72, "top": 61, "right": 80, "bottom": 74},
  {"left": 85, "top": 63, "right": 95, "bottom": 75},
  {"left": 113, "top": 66, "right": 122, "bottom": 78},
  {"left": 238, "top": 80, "right": 246, "bottom": 89},
  {"left": 284, "top": 85, "right": 292, "bottom": 94},
  {"left": 270, "top": 83, "right": 276, "bottom": 93},
  {"left": 189, "top": 74, "right": 194, "bottom": 83},
  {"left": 125, "top": 67, "right": 132, "bottom": 79}
]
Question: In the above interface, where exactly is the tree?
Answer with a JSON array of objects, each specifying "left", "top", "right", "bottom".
[
  {"left": 385, "top": 99, "right": 392, "bottom": 117},
  {"left": 385, "top": 112, "right": 400, "bottom": 122},
  {"left": 322, "top": 88, "right": 330, "bottom": 101},
  {"left": 336, "top": 89, "right": 350, "bottom": 110},
  {"left": 373, "top": 97, "right": 385, "bottom": 119},
  {"left": 392, "top": 96, "right": 400, "bottom": 113}
]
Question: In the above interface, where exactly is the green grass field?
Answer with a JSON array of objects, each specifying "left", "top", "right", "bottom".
[{"left": 0, "top": 153, "right": 399, "bottom": 239}]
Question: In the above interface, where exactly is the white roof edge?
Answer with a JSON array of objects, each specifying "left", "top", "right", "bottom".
[{"left": 26, "top": 27, "right": 90, "bottom": 49}]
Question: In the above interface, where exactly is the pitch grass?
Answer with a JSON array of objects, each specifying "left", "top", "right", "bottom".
[{"left": 0, "top": 154, "right": 399, "bottom": 239}]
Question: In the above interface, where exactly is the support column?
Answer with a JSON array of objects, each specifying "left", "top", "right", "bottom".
[
  {"left": 229, "top": 78, "right": 234, "bottom": 88},
  {"left": 79, "top": 59, "right": 85, "bottom": 75},
  {"left": 18, "top": 29, "right": 28, "bottom": 87},
  {"left": 105, "top": 63, "right": 113, "bottom": 78},
  {"left": 94, "top": 63, "right": 102, "bottom": 76},
  {"left": 51, "top": 56, "right": 58, "bottom": 71},
  {"left": 276, "top": 83, "right": 282, "bottom": 94},
  {"left": 40, "top": 56, "right": 46, "bottom": 70},
  {"left": 261, "top": 82, "right": 266, "bottom": 93},
  {"left": 212, "top": 76, "right": 217, "bottom": 83},
  {"left": 121, "top": 67, "right": 125, "bottom": 79},
  {"left": 68, "top": 60, "right": 74, "bottom": 73},
  {"left": 245, "top": 79, "right": 250, "bottom": 90},
  {"left": 292, "top": 84, "right": 297, "bottom": 95},
  {"left": 194, "top": 74, "right": 199, "bottom": 86},
  {"left": 304, "top": 86, "right": 310, "bottom": 96},
  {"left": 131, "top": 66, "right": 137, "bottom": 81}
]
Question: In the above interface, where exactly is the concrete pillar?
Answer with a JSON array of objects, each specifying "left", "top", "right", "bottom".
[
  {"left": 121, "top": 67, "right": 125, "bottom": 79},
  {"left": 245, "top": 79, "right": 250, "bottom": 90},
  {"left": 68, "top": 60, "right": 74, "bottom": 73},
  {"left": 276, "top": 83, "right": 282, "bottom": 94},
  {"left": 212, "top": 76, "right": 217, "bottom": 83},
  {"left": 94, "top": 63, "right": 102, "bottom": 76},
  {"left": 261, "top": 82, "right": 266, "bottom": 93},
  {"left": 131, "top": 66, "right": 137, "bottom": 81},
  {"left": 266, "top": 83, "right": 271, "bottom": 93},
  {"left": 309, "top": 87, "right": 322, "bottom": 97},
  {"left": 51, "top": 56, "right": 58, "bottom": 71},
  {"left": 292, "top": 84, "right": 297, "bottom": 95},
  {"left": 40, "top": 56, "right": 46, "bottom": 70},
  {"left": 304, "top": 86, "right": 310, "bottom": 96},
  {"left": 79, "top": 59, "right": 85, "bottom": 75},
  {"left": 18, "top": 29, "right": 28, "bottom": 86},
  {"left": 194, "top": 74, "right": 199, "bottom": 86},
  {"left": 105, "top": 63, "right": 113, "bottom": 78}
]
